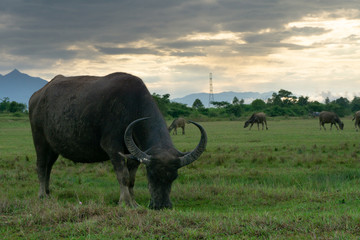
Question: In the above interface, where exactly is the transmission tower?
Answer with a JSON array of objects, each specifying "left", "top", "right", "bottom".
[{"left": 208, "top": 73, "right": 214, "bottom": 107}]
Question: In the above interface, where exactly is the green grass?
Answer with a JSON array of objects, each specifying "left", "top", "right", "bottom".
[{"left": 1, "top": 114, "right": 360, "bottom": 239}]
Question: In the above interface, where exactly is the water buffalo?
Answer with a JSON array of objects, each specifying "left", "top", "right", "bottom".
[
  {"left": 244, "top": 112, "right": 268, "bottom": 130},
  {"left": 352, "top": 111, "right": 360, "bottom": 131},
  {"left": 29, "top": 72, "right": 207, "bottom": 210},
  {"left": 168, "top": 118, "right": 187, "bottom": 135},
  {"left": 319, "top": 111, "right": 344, "bottom": 130}
]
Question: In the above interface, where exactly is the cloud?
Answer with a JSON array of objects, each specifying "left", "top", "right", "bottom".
[
  {"left": 1, "top": 0, "right": 357, "bottom": 60},
  {"left": 95, "top": 46, "right": 161, "bottom": 55},
  {"left": 164, "top": 39, "right": 226, "bottom": 49},
  {"left": 0, "top": 0, "right": 360, "bottom": 99},
  {"left": 170, "top": 51, "right": 206, "bottom": 57}
]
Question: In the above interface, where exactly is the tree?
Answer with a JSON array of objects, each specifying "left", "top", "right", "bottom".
[
  {"left": 152, "top": 93, "right": 170, "bottom": 116},
  {"left": 351, "top": 97, "right": 360, "bottom": 112},
  {"left": 334, "top": 97, "right": 349, "bottom": 109},
  {"left": 192, "top": 98, "right": 204, "bottom": 109},
  {"left": 251, "top": 99, "right": 266, "bottom": 111},
  {"left": 278, "top": 89, "right": 297, "bottom": 105},
  {"left": 0, "top": 98, "right": 26, "bottom": 113},
  {"left": 0, "top": 97, "right": 10, "bottom": 112},
  {"left": 269, "top": 89, "right": 296, "bottom": 106},
  {"left": 325, "top": 97, "right": 330, "bottom": 105},
  {"left": 297, "top": 96, "right": 309, "bottom": 106},
  {"left": 232, "top": 97, "right": 239, "bottom": 105},
  {"left": 333, "top": 97, "right": 351, "bottom": 116},
  {"left": 232, "top": 97, "right": 244, "bottom": 105},
  {"left": 270, "top": 92, "right": 282, "bottom": 106},
  {"left": 226, "top": 104, "right": 243, "bottom": 117},
  {"left": 168, "top": 102, "right": 192, "bottom": 118},
  {"left": 9, "top": 101, "right": 26, "bottom": 113},
  {"left": 307, "top": 101, "right": 323, "bottom": 113},
  {"left": 211, "top": 101, "right": 230, "bottom": 108}
]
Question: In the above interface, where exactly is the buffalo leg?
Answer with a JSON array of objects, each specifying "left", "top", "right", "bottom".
[
  {"left": 265, "top": 120, "right": 268, "bottom": 130},
  {"left": 126, "top": 158, "right": 141, "bottom": 206},
  {"left": 249, "top": 123, "right": 254, "bottom": 130},
  {"left": 182, "top": 127, "right": 185, "bottom": 135},
  {"left": 33, "top": 136, "right": 59, "bottom": 198},
  {"left": 110, "top": 156, "right": 137, "bottom": 208}
]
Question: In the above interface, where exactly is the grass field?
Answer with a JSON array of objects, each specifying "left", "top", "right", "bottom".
[{"left": 1, "top": 113, "right": 360, "bottom": 239}]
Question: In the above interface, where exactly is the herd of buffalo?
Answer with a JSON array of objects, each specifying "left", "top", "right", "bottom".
[
  {"left": 28, "top": 72, "right": 360, "bottom": 210},
  {"left": 240, "top": 110, "right": 360, "bottom": 131},
  {"left": 169, "top": 110, "right": 360, "bottom": 133}
]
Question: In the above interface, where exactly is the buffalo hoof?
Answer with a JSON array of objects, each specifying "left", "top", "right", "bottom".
[
  {"left": 38, "top": 190, "right": 50, "bottom": 199},
  {"left": 119, "top": 199, "right": 140, "bottom": 209}
]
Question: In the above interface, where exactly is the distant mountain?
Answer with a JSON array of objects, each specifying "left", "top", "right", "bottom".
[
  {"left": 0, "top": 69, "right": 48, "bottom": 104},
  {"left": 0, "top": 69, "right": 275, "bottom": 107},
  {"left": 172, "top": 91, "right": 275, "bottom": 107}
]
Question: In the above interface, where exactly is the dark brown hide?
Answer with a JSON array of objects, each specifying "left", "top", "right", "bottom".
[
  {"left": 319, "top": 111, "right": 344, "bottom": 130},
  {"left": 29, "top": 72, "right": 207, "bottom": 210}
]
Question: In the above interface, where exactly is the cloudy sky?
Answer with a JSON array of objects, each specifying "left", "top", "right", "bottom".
[{"left": 1, "top": 0, "right": 359, "bottom": 101}]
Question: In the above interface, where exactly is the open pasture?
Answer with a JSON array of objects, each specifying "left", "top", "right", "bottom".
[{"left": 1, "top": 114, "right": 360, "bottom": 239}]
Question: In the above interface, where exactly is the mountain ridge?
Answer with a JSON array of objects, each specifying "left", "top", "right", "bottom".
[
  {"left": 0, "top": 69, "right": 48, "bottom": 104},
  {"left": 0, "top": 69, "right": 275, "bottom": 107},
  {"left": 172, "top": 91, "right": 275, "bottom": 106}
]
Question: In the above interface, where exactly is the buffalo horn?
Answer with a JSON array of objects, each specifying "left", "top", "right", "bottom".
[
  {"left": 179, "top": 121, "right": 207, "bottom": 167},
  {"left": 124, "top": 117, "right": 151, "bottom": 165}
]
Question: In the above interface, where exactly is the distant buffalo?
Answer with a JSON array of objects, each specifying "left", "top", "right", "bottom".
[
  {"left": 244, "top": 112, "right": 268, "bottom": 130},
  {"left": 319, "top": 111, "right": 344, "bottom": 130},
  {"left": 168, "top": 118, "right": 187, "bottom": 135},
  {"left": 352, "top": 111, "right": 360, "bottom": 131}
]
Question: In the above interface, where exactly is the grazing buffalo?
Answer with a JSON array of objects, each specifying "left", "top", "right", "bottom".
[
  {"left": 352, "top": 111, "right": 360, "bottom": 131},
  {"left": 319, "top": 111, "right": 344, "bottom": 130},
  {"left": 244, "top": 112, "right": 268, "bottom": 130},
  {"left": 168, "top": 118, "right": 187, "bottom": 135},
  {"left": 29, "top": 72, "right": 207, "bottom": 210}
]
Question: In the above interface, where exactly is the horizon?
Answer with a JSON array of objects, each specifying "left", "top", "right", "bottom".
[{"left": 1, "top": 69, "right": 359, "bottom": 105}]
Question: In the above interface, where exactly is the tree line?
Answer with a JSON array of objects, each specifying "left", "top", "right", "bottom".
[
  {"left": 2, "top": 89, "right": 360, "bottom": 118},
  {"left": 0, "top": 97, "right": 27, "bottom": 113},
  {"left": 153, "top": 89, "right": 360, "bottom": 119}
]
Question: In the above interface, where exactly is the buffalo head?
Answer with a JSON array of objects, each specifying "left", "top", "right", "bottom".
[{"left": 123, "top": 117, "right": 207, "bottom": 210}]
